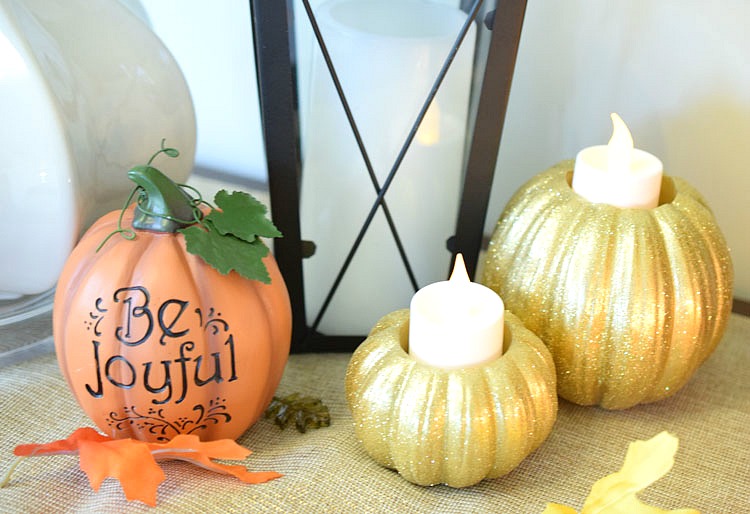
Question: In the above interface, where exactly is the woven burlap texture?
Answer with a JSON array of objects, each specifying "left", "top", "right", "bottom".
[{"left": 1, "top": 314, "right": 748, "bottom": 513}]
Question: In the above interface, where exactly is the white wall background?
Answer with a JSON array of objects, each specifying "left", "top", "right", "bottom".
[
  {"left": 141, "top": 0, "right": 749, "bottom": 300},
  {"left": 140, "top": 0, "right": 265, "bottom": 178}
]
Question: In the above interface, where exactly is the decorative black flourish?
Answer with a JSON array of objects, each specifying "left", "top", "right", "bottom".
[
  {"left": 106, "top": 398, "right": 232, "bottom": 442},
  {"left": 195, "top": 307, "right": 230, "bottom": 335},
  {"left": 84, "top": 298, "right": 108, "bottom": 336}
]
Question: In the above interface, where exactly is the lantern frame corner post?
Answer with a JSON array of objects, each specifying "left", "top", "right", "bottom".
[
  {"left": 452, "top": 0, "right": 527, "bottom": 280},
  {"left": 250, "top": 0, "right": 309, "bottom": 352}
]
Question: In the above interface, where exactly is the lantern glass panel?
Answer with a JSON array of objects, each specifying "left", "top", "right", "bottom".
[{"left": 295, "top": 0, "right": 485, "bottom": 337}]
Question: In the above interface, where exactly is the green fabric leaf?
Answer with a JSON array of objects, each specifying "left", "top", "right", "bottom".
[
  {"left": 180, "top": 224, "right": 271, "bottom": 284},
  {"left": 177, "top": 189, "right": 282, "bottom": 284},
  {"left": 264, "top": 393, "right": 331, "bottom": 433},
  {"left": 206, "top": 190, "right": 282, "bottom": 242}
]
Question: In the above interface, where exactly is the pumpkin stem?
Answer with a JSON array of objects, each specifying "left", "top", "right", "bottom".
[{"left": 128, "top": 165, "right": 200, "bottom": 233}]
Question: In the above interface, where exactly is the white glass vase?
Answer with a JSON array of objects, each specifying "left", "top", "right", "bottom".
[{"left": 0, "top": 0, "right": 195, "bottom": 323}]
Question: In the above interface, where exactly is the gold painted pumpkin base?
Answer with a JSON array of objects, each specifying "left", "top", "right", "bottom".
[
  {"left": 481, "top": 161, "right": 734, "bottom": 410},
  {"left": 345, "top": 310, "right": 557, "bottom": 488}
]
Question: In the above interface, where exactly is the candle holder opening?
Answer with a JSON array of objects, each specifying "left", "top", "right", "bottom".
[
  {"left": 397, "top": 318, "right": 410, "bottom": 353},
  {"left": 657, "top": 176, "right": 677, "bottom": 206},
  {"left": 398, "top": 319, "right": 512, "bottom": 369},
  {"left": 565, "top": 167, "right": 677, "bottom": 207}
]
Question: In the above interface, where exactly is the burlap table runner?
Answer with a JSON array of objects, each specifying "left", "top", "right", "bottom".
[{"left": 1, "top": 314, "right": 748, "bottom": 513}]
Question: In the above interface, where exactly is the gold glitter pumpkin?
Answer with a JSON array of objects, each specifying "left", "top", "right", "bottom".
[
  {"left": 481, "top": 161, "right": 733, "bottom": 410},
  {"left": 345, "top": 309, "right": 557, "bottom": 488}
]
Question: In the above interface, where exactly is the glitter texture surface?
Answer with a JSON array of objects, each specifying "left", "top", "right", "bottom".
[
  {"left": 480, "top": 161, "right": 734, "bottom": 410},
  {"left": 344, "top": 309, "right": 557, "bottom": 488}
]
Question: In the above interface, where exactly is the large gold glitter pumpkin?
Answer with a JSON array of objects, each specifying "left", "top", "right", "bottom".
[
  {"left": 481, "top": 161, "right": 733, "bottom": 410},
  {"left": 345, "top": 309, "right": 557, "bottom": 488}
]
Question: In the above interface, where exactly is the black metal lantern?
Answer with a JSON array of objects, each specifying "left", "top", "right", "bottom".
[{"left": 250, "top": 0, "right": 526, "bottom": 352}]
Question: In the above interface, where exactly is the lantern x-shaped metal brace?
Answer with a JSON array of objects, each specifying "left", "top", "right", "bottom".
[{"left": 250, "top": 0, "right": 526, "bottom": 352}]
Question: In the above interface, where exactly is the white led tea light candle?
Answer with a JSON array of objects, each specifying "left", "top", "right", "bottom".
[
  {"left": 408, "top": 254, "right": 504, "bottom": 369},
  {"left": 572, "top": 113, "right": 663, "bottom": 209}
]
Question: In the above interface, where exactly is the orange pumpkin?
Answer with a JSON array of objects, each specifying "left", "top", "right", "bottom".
[{"left": 53, "top": 164, "right": 291, "bottom": 442}]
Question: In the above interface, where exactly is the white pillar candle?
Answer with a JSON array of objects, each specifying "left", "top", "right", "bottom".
[
  {"left": 408, "top": 254, "right": 504, "bottom": 369},
  {"left": 572, "top": 113, "right": 663, "bottom": 209},
  {"left": 300, "top": 0, "right": 476, "bottom": 335}
]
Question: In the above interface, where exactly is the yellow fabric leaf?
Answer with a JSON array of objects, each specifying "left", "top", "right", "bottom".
[
  {"left": 545, "top": 432, "right": 700, "bottom": 514},
  {"left": 583, "top": 431, "right": 679, "bottom": 513},
  {"left": 543, "top": 503, "right": 578, "bottom": 514}
]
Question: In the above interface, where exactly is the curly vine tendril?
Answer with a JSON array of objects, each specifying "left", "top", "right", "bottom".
[
  {"left": 96, "top": 184, "right": 213, "bottom": 252},
  {"left": 147, "top": 138, "right": 179, "bottom": 165},
  {"left": 96, "top": 186, "right": 139, "bottom": 252},
  {"left": 96, "top": 140, "right": 216, "bottom": 252}
]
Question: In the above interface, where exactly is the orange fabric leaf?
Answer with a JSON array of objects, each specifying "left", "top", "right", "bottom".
[
  {"left": 150, "top": 434, "right": 251, "bottom": 461},
  {"left": 79, "top": 438, "right": 165, "bottom": 507},
  {"left": 14, "top": 427, "right": 110, "bottom": 457},
  {"left": 147, "top": 434, "right": 282, "bottom": 484},
  {"left": 10, "top": 427, "right": 281, "bottom": 506}
]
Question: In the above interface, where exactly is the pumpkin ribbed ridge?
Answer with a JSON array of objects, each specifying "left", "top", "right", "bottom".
[
  {"left": 481, "top": 162, "right": 733, "bottom": 409},
  {"left": 345, "top": 310, "right": 557, "bottom": 487}
]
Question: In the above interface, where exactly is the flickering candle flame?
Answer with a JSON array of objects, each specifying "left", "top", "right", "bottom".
[
  {"left": 607, "top": 113, "right": 633, "bottom": 175},
  {"left": 416, "top": 104, "right": 441, "bottom": 146},
  {"left": 408, "top": 254, "right": 504, "bottom": 369},
  {"left": 572, "top": 113, "right": 663, "bottom": 209},
  {"left": 449, "top": 252, "right": 470, "bottom": 282}
]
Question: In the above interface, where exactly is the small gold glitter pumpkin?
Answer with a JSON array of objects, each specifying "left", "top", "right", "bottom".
[
  {"left": 345, "top": 309, "right": 557, "bottom": 488},
  {"left": 481, "top": 161, "right": 733, "bottom": 410}
]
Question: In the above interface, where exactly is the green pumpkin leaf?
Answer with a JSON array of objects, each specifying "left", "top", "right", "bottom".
[
  {"left": 180, "top": 223, "right": 271, "bottom": 284},
  {"left": 177, "top": 189, "right": 282, "bottom": 284},
  {"left": 206, "top": 190, "right": 282, "bottom": 242}
]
